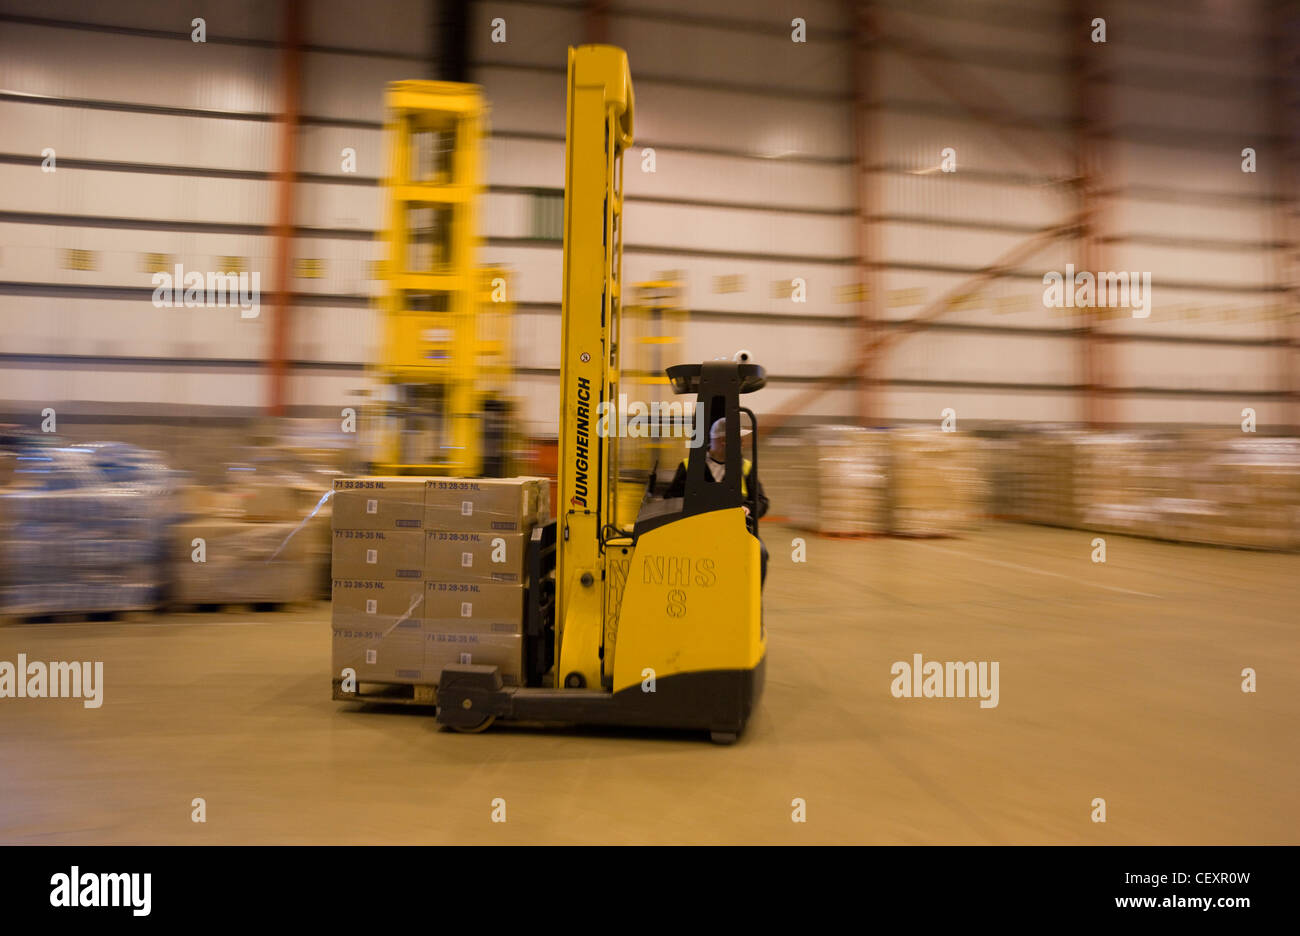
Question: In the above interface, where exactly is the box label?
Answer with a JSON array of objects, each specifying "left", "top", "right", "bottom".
[
  {"left": 332, "top": 478, "right": 426, "bottom": 531},
  {"left": 332, "top": 530, "right": 425, "bottom": 582}
]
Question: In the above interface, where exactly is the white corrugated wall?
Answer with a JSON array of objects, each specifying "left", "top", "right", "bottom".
[{"left": 0, "top": 0, "right": 1292, "bottom": 433}]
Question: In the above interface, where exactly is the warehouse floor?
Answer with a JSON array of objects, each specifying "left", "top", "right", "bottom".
[{"left": 1, "top": 522, "right": 1296, "bottom": 845}]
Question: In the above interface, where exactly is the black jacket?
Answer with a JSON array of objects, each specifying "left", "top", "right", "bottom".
[{"left": 664, "top": 456, "right": 769, "bottom": 520}]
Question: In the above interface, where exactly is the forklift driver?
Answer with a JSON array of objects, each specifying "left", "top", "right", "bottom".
[{"left": 665, "top": 417, "right": 769, "bottom": 585}]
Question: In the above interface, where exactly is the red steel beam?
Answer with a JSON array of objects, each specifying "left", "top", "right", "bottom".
[
  {"left": 1267, "top": 1, "right": 1300, "bottom": 432},
  {"left": 585, "top": 0, "right": 611, "bottom": 44},
  {"left": 850, "top": 1, "right": 883, "bottom": 426},
  {"left": 768, "top": 4, "right": 1084, "bottom": 430},
  {"left": 1071, "top": 0, "right": 1110, "bottom": 428},
  {"left": 765, "top": 218, "right": 1079, "bottom": 433},
  {"left": 269, "top": 0, "right": 303, "bottom": 417}
]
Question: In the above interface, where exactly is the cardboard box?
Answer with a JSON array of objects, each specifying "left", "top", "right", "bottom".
[
  {"left": 332, "top": 618, "right": 424, "bottom": 684},
  {"left": 424, "top": 581, "right": 525, "bottom": 633},
  {"left": 171, "top": 520, "right": 308, "bottom": 604},
  {"left": 170, "top": 519, "right": 314, "bottom": 604},
  {"left": 173, "top": 518, "right": 307, "bottom": 564},
  {"left": 236, "top": 481, "right": 307, "bottom": 522},
  {"left": 173, "top": 556, "right": 314, "bottom": 605},
  {"left": 889, "top": 430, "right": 986, "bottom": 535},
  {"left": 302, "top": 499, "right": 333, "bottom": 594},
  {"left": 424, "top": 477, "right": 542, "bottom": 532},
  {"left": 331, "top": 578, "right": 425, "bottom": 623},
  {"left": 423, "top": 631, "right": 525, "bottom": 686},
  {"left": 424, "top": 531, "right": 527, "bottom": 583},
  {"left": 782, "top": 426, "right": 889, "bottom": 535},
  {"left": 332, "top": 477, "right": 426, "bottom": 531},
  {"left": 331, "top": 529, "right": 424, "bottom": 580},
  {"left": 181, "top": 485, "right": 230, "bottom": 518},
  {"left": 519, "top": 474, "right": 552, "bottom": 524}
]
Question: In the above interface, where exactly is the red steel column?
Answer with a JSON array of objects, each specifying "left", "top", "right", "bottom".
[
  {"left": 270, "top": 0, "right": 303, "bottom": 417},
  {"left": 1268, "top": 3, "right": 1300, "bottom": 432},
  {"left": 851, "top": 1, "right": 883, "bottom": 426},
  {"left": 586, "top": 0, "right": 610, "bottom": 44},
  {"left": 1072, "top": 0, "right": 1110, "bottom": 428}
]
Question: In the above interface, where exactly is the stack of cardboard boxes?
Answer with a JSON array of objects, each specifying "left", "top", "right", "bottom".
[
  {"left": 169, "top": 473, "right": 320, "bottom": 606},
  {"left": 330, "top": 476, "right": 549, "bottom": 690},
  {"left": 1007, "top": 429, "right": 1082, "bottom": 528},
  {"left": 887, "top": 430, "right": 987, "bottom": 536},
  {"left": 1199, "top": 437, "right": 1300, "bottom": 550},
  {"left": 783, "top": 426, "right": 889, "bottom": 535},
  {"left": 1073, "top": 432, "right": 1171, "bottom": 536},
  {"left": 1006, "top": 431, "right": 1300, "bottom": 551},
  {"left": 760, "top": 426, "right": 988, "bottom": 536}
]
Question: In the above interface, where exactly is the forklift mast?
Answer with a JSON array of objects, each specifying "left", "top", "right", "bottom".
[
  {"left": 555, "top": 46, "right": 634, "bottom": 683},
  {"left": 371, "top": 81, "right": 515, "bottom": 477}
]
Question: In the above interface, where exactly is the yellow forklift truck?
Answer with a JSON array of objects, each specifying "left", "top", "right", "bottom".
[
  {"left": 370, "top": 81, "right": 516, "bottom": 477},
  {"left": 434, "top": 45, "right": 766, "bottom": 743}
]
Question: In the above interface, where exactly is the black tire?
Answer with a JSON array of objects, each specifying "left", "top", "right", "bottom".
[{"left": 449, "top": 715, "right": 496, "bottom": 734}]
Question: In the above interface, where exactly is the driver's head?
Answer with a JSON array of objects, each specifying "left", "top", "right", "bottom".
[{"left": 708, "top": 417, "right": 751, "bottom": 460}]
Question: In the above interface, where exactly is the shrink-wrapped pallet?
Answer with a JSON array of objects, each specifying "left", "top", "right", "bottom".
[
  {"left": 779, "top": 426, "right": 888, "bottom": 535},
  {"left": 169, "top": 518, "right": 313, "bottom": 605},
  {"left": 887, "top": 430, "right": 986, "bottom": 536},
  {"left": 0, "top": 443, "right": 179, "bottom": 617},
  {"left": 1009, "top": 429, "right": 1299, "bottom": 551}
]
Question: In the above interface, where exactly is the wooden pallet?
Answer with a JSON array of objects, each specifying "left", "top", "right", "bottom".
[
  {"left": 332, "top": 678, "right": 438, "bottom": 707},
  {"left": 165, "top": 600, "right": 307, "bottom": 614},
  {"left": 0, "top": 607, "right": 158, "bottom": 625}
]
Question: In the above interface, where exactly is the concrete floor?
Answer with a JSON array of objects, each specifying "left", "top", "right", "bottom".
[{"left": 1, "top": 522, "right": 1296, "bottom": 844}]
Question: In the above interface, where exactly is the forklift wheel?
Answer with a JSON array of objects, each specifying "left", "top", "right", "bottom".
[
  {"left": 450, "top": 716, "right": 496, "bottom": 734},
  {"left": 709, "top": 731, "right": 739, "bottom": 745}
]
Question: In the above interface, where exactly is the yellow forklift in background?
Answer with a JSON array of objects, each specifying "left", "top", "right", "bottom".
[
  {"left": 434, "top": 46, "right": 767, "bottom": 743},
  {"left": 369, "top": 81, "right": 516, "bottom": 477}
]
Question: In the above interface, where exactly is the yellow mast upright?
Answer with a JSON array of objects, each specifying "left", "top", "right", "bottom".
[{"left": 554, "top": 46, "right": 634, "bottom": 689}]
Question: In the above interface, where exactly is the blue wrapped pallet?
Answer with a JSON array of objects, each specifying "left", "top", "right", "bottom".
[{"left": 0, "top": 442, "right": 181, "bottom": 618}]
